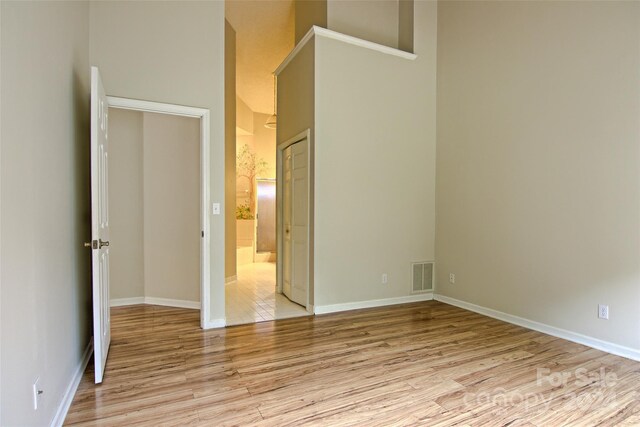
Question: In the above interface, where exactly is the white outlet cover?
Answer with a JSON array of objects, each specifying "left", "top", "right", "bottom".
[{"left": 598, "top": 304, "right": 609, "bottom": 320}]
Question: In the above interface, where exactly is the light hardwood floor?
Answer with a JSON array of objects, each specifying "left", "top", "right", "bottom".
[{"left": 65, "top": 302, "right": 640, "bottom": 426}]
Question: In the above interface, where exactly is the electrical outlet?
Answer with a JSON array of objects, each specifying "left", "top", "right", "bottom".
[
  {"left": 449, "top": 273, "right": 456, "bottom": 284},
  {"left": 598, "top": 304, "right": 609, "bottom": 320},
  {"left": 381, "top": 273, "right": 388, "bottom": 284},
  {"left": 33, "top": 377, "right": 42, "bottom": 410}
]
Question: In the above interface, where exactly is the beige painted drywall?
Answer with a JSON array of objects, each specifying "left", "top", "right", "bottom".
[
  {"left": 398, "top": 0, "right": 413, "bottom": 53},
  {"left": 327, "top": 0, "right": 400, "bottom": 49},
  {"left": 90, "top": 0, "right": 226, "bottom": 322},
  {"left": 143, "top": 113, "right": 201, "bottom": 303},
  {"left": 436, "top": 1, "right": 640, "bottom": 349},
  {"left": 313, "top": 2, "right": 436, "bottom": 306},
  {"left": 225, "top": 20, "right": 237, "bottom": 281},
  {"left": 277, "top": 38, "right": 316, "bottom": 304},
  {"left": 108, "top": 111, "right": 200, "bottom": 304},
  {"left": 108, "top": 109, "right": 145, "bottom": 300},
  {"left": 294, "top": 0, "right": 327, "bottom": 44},
  {"left": 236, "top": 96, "right": 254, "bottom": 135},
  {"left": 1, "top": 1, "right": 92, "bottom": 425},
  {"left": 294, "top": 0, "right": 406, "bottom": 51},
  {"left": 253, "top": 112, "right": 277, "bottom": 180}
]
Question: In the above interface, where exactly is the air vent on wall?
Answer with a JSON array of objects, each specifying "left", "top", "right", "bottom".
[{"left": 411, "top": 261, "right": 434, "bottom": 293}]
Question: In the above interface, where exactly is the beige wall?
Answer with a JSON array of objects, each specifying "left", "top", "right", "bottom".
[
  {"left": 225, "top": 20, "right": 237, "bottom": 280},
  {"left": 1, "top": 2, "right": 92, "bottom": 425},
  {"left": 278, "top": 2, "right": 437, "bottom": 308},
  {"left": 398, "top": 0, "right": 413, "bottom": 53},
  {"left": 294, "top": 0, "right": 409, "bottom": 51},
  {"left": 294, "top": 0, "right": 327, "bottom": 44},
  {"left": 90, "top": 0, "right": 226, "bottom": 321},
  {"left": 279, "top": 0, "right": 438, "bottom": 308},
  {"left": 143, "top": 113, "right": 200, "bottom": 302},
  {"left": 277, "top": 38, "right": 316, "bottom": 303},
  {"left": 327, "top": 0, "right": 400, "bottom": 49},
  {"left": 253, "top": 112, "right": 277, "bottom": 180},
  {"left": 313, "top": 1, "right": 436, "bottom": 306},
  {"left": 108, "top": 109, "right": 145, "bottom": 300},
  {"left": 108, "top": 112, "right": 200, "bottom": 304},
  {"left": 277, "top": 40, "right": 316, "bottom": 147},
  {"left": 236, "top": 96, "right": 254, "bottom": 135},
  {"left": 436, "top": 1, "right": 640, "bottom": 349}
]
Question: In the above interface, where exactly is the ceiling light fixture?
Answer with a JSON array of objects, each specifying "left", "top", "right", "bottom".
[{"left": 264, "top": 74, "right": 277, "bottom": 129}]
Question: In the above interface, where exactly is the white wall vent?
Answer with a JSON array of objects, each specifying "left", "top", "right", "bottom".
[{"left": 411, "top": 261, "right": 434, "bottom": 293}]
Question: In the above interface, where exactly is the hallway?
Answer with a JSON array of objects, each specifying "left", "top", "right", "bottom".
[{"left": 225, "top": 262, "right": 308, "bottom": 326}]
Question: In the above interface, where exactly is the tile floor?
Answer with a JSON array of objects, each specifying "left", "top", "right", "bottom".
[{"left": 225, "top": 262, "right": 309, "bottom": 326}]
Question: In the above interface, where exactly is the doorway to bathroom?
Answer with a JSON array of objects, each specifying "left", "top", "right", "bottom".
[{"left": 224, "top": 0, "right": 309, "bottom": 325}]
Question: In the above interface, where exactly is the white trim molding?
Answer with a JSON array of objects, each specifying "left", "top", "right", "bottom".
[
  {"left": 110, "top": 297, "right": 144, "bottom": 307},
  {"left": 315, "top": 293, "right": 433, "bottom": 315},
  {"left": 144, "top": 297, "right": 200, "bottom": 310},
  {"left": 50, "top": 340, "right": 93, "bottom": 427},
  {"left": 275, "top": 25, "right": 416, "bottom": 76},
  {"left": 203, "top": 318, "right": 226, "bottom": 329},
  {"left": 110, "top": 297, "right": 200, "bottom": 310},
  {"left": 435, "top": 294, "right": 640, "bottom": 362},
  {"left": 106, "top": 96, "right": 208, "bottom": 118}
]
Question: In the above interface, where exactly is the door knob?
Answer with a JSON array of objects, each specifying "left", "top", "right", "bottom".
[{"left": 84, "top": 242, "right": 92, "bottom": 248}]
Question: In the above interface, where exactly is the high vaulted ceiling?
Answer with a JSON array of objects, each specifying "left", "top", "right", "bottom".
[{"left": 226, "top": 0, "right": 295, "bottom": 115}]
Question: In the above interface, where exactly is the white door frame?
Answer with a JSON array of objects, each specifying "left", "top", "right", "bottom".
[
  {"left": 107, "top": 96, "right": 211, "bottom": 329},
  {"left": 276, "top": 129, "right": 314, "bottom": 313}
]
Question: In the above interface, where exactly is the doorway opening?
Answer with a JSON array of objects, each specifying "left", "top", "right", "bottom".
[
  {"left": 225, "top": 1, "right": 309, "bottom": 325},
  {"left": 107, "top": 97, "right": 212, "bottom": 330}
]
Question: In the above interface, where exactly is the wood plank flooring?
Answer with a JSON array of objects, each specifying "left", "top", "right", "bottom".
[{"left": 65, "top": 302, "right": 640, "bottom": 426}]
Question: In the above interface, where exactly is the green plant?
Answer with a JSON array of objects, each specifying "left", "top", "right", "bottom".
[{"left": 236, "top": 202, "right": 254, "bottom": 220}]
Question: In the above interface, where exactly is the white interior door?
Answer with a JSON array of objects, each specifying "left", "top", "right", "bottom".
[
  {"left": 283, "top": 139, "right": 309, "bottom": 307},
  {"left": 90, "top": 66, "right": 111, "bottom": 384}
]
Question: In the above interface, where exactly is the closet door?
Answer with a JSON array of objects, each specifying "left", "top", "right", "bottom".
[{"left": 283, "top": 139, "right": 309, "bottom": 307}]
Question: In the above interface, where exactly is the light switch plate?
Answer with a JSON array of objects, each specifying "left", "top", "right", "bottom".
[{"left": 212, "top": 203, "right": 221, "bottom": 215}]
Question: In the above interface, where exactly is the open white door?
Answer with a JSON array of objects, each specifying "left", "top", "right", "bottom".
[
  {"left": 283, "top": 139, "right": 309, "bottom": 307},
  {"left": 89, "top": 66, "right": 111, "bottom": 383}
]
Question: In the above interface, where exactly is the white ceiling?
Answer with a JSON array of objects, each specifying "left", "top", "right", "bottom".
[{"left": 226, "top": 0, "right": 295, "bottom": 115}]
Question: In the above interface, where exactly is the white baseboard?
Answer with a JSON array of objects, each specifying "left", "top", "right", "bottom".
[
  {"left": 50, "top": 340, "right": 93, "bottom": 427},
  {"left": 434, "top": 294, "right": 640, "bottom": 362},
  {"left": 225, "top": 275, "right": 237, "bottom": 285},
  {"left": 110, "top": 297, "right": 145, "bottom": 307},
  {"left": 203, "top": 318, "right": 226, "bottom": 329},
  {"left": 314, "top": 293, "right": 433, "bottom": 315},
  {"left": 144, "top": 297, "right": 200, "bottom": 310},
  {"left": 110, "top": 297, "right": 200, "bottom": 310}
]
